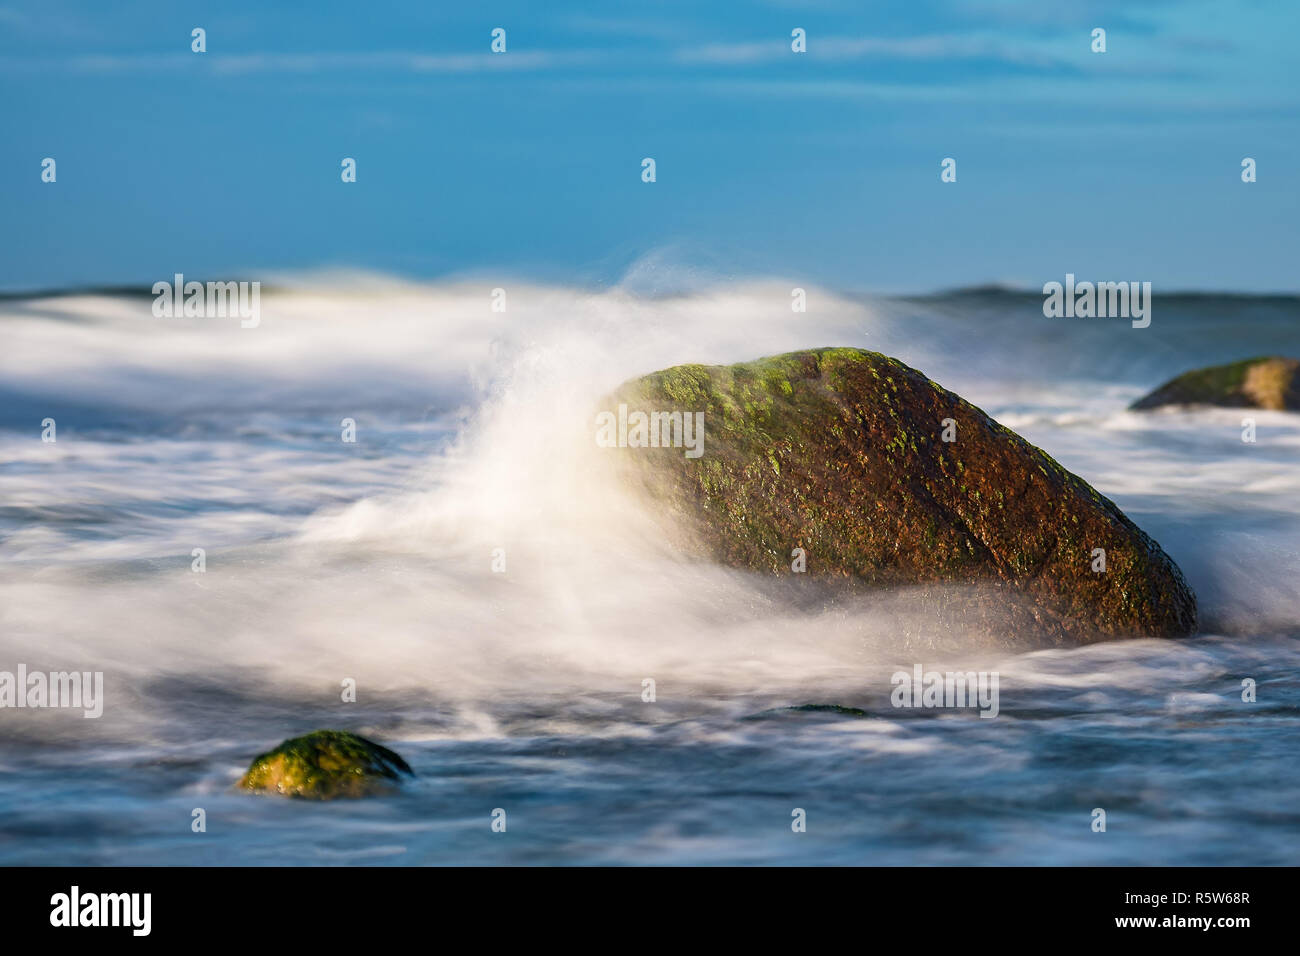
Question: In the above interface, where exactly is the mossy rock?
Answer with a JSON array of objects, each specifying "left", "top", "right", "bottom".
[
  {"left": 1131, "top": 356, "right": 1300, "bottom": 411},
  {"left": 610, "top": 347, "right": 1197, "bottom": 646},
  {"left": 238, "top": 730, "right": 413, "bottom": 799}
]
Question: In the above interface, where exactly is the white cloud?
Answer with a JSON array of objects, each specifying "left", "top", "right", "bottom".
[{"left": 676, "top": 33, "right": 1067, "bottom": 68}]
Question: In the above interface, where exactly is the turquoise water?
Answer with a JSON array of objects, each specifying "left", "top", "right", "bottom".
[{"left": 1, "top": 282, "right": 1297, "bottom": 865}]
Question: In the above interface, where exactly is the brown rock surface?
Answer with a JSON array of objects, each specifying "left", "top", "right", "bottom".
[{"left": 612, "top": 348, "right": 1197, "bottom": 646}]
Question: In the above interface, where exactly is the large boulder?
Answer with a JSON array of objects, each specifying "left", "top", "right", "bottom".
[
  {"left": 238, "top": 730, "right": 413, "bottom": 799},
  {"left": 609, "top": 348, "right": 1197, "bottom": 646},
  {"left": 1131, "top": 356, "right": 1300, "bottom": 411}
]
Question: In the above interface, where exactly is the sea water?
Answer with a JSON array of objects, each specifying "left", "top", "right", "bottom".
[{"left": 1, "top": 278, "right": 1296, "bottom": 865}]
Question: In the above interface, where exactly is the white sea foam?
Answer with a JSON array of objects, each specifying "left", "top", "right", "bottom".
[{"left": 1, "top": 276, "right": 1297, "bottom": 747}]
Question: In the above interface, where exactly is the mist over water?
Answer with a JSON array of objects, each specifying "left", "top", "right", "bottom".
[{"left": 1, "top": 275, "right": 1297, "bottom": 864}]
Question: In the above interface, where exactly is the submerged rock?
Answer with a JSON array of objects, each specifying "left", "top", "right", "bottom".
[
  {"left": 1131, "top": 356, "right": 1300, "bottom": 411},
  {"left": 238, "top": 730, "right": 413, "bottom": 799},
  {"left": 611, "top": 347, "right": 1196, "bottom": 646}
]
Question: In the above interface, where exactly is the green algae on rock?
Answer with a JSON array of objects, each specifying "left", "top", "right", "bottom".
[
  {"left": 238, "top": 730, "right": 413, "bottom": 799},
  {"left": 1131, "top": 356, "right": 1300, "bottom": 411},
  {"left": 609, "top": 347, "right": 1197, "bottom": 646}
]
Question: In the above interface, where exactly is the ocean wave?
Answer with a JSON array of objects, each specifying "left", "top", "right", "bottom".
[{"left": 1, "top": 277, "right": 1297, "bottom": 749}]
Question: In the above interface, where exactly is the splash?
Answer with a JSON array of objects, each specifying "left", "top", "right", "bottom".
[{"left": 1, "top": 275, "right": 1297, "bottom": 748}]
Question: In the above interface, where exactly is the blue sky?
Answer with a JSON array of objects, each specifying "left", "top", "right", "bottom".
[{"left": 2, "top": 0, "right": 1297, "bottom": 293}]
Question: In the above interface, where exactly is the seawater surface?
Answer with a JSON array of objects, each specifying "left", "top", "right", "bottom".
[{"left": 1, "top": 278, "right": 1297, "bottom": 865}]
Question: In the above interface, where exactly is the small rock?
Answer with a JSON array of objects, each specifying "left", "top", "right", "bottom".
[
  {"left": 238, "top": 730, "right": 413, "bottom": 799},
  {"left": 1131, "top": 356, "right": 1300, "bottom": 411}
]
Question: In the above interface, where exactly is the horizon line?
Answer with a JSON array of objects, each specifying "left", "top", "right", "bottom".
[{"left": 3, "top": 277, "right": 1299, "bottom": 303}]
